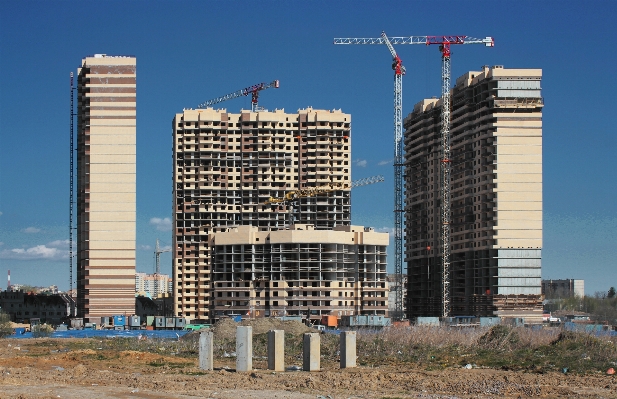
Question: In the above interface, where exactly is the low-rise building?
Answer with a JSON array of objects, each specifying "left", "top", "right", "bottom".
[
  {"left": 542, "top": 279, "right": 584, "bottom": 298},
  {"left": 0, "top": 291, "right": 76, "bottom": 324}
]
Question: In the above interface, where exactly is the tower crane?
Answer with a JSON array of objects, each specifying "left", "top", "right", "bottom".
[
  {"left": 263, "top": 175, "right": 385, "bottom": 228},
  {"left": 334, "top": 33, "right": 493, "bottom": 319},
  {"left": 154, "top": 238, "right": 171, "bottom": 275},
  {"left": 196, "top": 80, "right": 280, "bottom": 112}
]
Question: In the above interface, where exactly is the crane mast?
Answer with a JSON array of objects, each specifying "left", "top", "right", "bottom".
[
  {"left": 196, "top": 80, "right": 279, "bottom": 112},
  {"left": 334, "top": 33, "right": 493, "bottom": 318},
  {"left": 154, "top": 238, "right": 171, "bottom": 275},
  {"left": 381, "top": 32, "right": 406, "bottom": 321}
]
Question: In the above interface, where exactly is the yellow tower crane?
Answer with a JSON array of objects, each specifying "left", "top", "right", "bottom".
[{"left": 264, "top": 175, "right": 385, "bottom": 227}]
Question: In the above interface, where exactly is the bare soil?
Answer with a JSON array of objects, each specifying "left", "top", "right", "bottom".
[{"left": 0, "top": 333, "right": 615, "bottom": 399}]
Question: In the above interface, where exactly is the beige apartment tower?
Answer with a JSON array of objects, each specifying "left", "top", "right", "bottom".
[
  {"left": 173, "top": 107, "right": 351, "bottom": 322},
  {"left": 77, "top": 54, "right": 136, "bottom": 321},
  {"left": 404, "top": 66, "right": 543, "bottom": 321}
]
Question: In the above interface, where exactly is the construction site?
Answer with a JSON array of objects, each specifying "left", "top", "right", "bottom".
[
  {"left": 172, "top": 104, "right": 377, "bottom": 322},
  {"left": 404, "top": 65, "right": 543, "bottom": 321},
  {"left": 66, "top": 32, "right": 546, "bottom": 328}
]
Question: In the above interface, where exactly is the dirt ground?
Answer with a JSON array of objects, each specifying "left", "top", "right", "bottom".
[{"left": 0, "top": 336, "right": 615, "bottom": 399}]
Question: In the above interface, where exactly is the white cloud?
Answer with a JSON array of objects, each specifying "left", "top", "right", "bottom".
[
  {"left": 0, "top": 211, "right": 3, "bottom": 217},
  {"left": 0, "top": 245, "right": 67, "bottom": 261},
  {"left": 378, "top": 159, "right": 393, "bottom": 166},
  {"left": 139, "top": 244, "right": 152, "bottom": 251},
  {"left": 47, "top": 239, "right": 70, "bottom": 248},
  {"left": 150, "top": 217, "right": 172, "bottom": 231},
  {"left": 22, "top": 227, "right": 41, "bottom": 234},
  {"left": 160, "top": 245, "right": 172, "bottom": 252},
  {"left": 354, "top": 159, "right": 367, "bottom": 168},
  {"left": 0, "top": 242, "right": 3, "bottom": 246}
]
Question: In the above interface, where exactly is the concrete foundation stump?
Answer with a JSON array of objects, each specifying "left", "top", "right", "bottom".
[
  {"left": 199, "top": 331, "right": 214, "bottom": 370},
  {"left": 268, "top": 330, "right": 285, "bottom": 371},
  {"left": 236, "top": 326, "right": 252, "bottom": 372},
  {"left": 303, "top": 333, "right": 320, "bottom": 371},
  {"left": 340, "top": 331, "right": 356, "bottom": 368}
]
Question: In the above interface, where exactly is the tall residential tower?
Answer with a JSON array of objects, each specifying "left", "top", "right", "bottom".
[
  {"left": 404, "top": 66, "right": 543, "bottom": 321},
  {"left": 76, "top": 54, "right": 136, "bottom": 321},
  {"left": 173, "top": 107, "right": 352, "bottom": 322}
]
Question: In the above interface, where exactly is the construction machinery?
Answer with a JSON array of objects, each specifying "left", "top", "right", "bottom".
[
  {"left": 264, "top": 175, "right": 385, "bottom": 227},
  {"left": 264, "top": 175, "right": 384, "bottom": 205},
  {"left": 334, "top": 32, "right": 493, "bottom": 318},
  {"left": 196, "top": 80, "right": 280, "bottom": 112},
  {"left": 154, "top": 239, "right": 171, "bottom": 275}
]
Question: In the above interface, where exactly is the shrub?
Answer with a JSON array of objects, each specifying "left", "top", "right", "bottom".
[{"left": 0, "top": 311, "right": 12, "bottom": 338}]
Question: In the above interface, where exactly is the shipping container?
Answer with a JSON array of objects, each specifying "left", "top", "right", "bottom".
[
  {"left": 415, "top": 317, "right": 440, "bottom": 326},
  {"left": 175, "top": 317, "right": 186, "bottom": 328},
  {"left": 146, "top": 316, "right": 155, "bottom": 326},
  {"left": 101, "top": 317, "right": 111, "bottom": 327},
  {"left": 479, "top": 317, "right": 501, "bottom": 327},
  {"left": 84, "top": 323, "right": 97, "bottom": 330},
  {"left": 340, "top": 315, "right": 391, "bottom": 327},
  {"left": 165, "top": 317, "right": 176, "bottom": 328},
  {"left": 128, "top": 315, "right": 140, "bottom": 327},
  {"left": 70, "top": 318, "right": 84, "bottom": 329},
  {"left": 321, "top": 315, "right": 338, "bottom": 327},
  {"left": 155, "top": 316, "right": 165, "bottom": 329},
  {"left": 113, "top": 315, "right": 126, "bottom": 326}
]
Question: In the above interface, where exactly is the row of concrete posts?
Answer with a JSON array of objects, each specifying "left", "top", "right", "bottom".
[{"left": 199, "top": 326, "right": 357, "bottom": 371}]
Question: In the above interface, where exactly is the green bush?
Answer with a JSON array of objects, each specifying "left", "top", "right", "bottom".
[
  {"left": 0, "top": 311, "right": 12, "bottom": 337},
  {"left": 31, "top": 323, "right": 54, "bottom": 338}
]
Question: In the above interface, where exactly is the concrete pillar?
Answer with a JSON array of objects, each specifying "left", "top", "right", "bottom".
[
  {"left": 340, "top": 331, "right": 356, "bottom": 368},
  {"left": 199, "top": 331, "right": 214, "bottom": 370},
  {"left": 268, "top": 330, "right": 285, "bottom": 371},
  {"left": 236, "top": 326, "right": 252, "bottom": 372},
  {"left": 303, "top": 333, "right": 320, "bottom": 371}
]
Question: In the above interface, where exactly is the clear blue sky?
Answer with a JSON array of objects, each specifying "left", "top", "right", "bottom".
[{"left": 0, "top": 1, "right": 615, "bottom": 295}]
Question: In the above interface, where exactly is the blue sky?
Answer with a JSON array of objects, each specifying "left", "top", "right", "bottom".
[{"left": 0, "top": 1, "right": 615, "bottom": 295}]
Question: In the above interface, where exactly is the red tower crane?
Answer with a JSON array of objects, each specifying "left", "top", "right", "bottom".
[
  {"left": 334, "top": 33, "right": 493, "bottom": 318},
  {"left": 196, "top": 80, "right": 279, "bottom": 112}
]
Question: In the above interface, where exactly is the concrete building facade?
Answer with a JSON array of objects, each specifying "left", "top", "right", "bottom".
[
  {"left": 173, "top": 107, "right": 351, "bottom": 321},
  {"left": 77, "top": 54, "right": 136, "bottom": 321},
  {"left": 404, "top": 66, "right": 543, "bottom": 321},
  {"left": 210, "top": 224, "right": 388, "bottom": 322},
  {"left": 542, "top": 279, "right": 584, "bottom": 298}
]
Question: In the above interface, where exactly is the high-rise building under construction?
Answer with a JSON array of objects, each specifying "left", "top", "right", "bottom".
[
  {"left": 172, "top": 107, "right": 352, "bottom": 321},
  {"left": 76, "top": 54, "right": 136, "bottom": 321},
  {"left": 404, "top": 66, "right": 543, "bottom": 321}
]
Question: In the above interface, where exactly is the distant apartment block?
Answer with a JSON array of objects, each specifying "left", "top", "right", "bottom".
[
  {"left": 0, "top": 291, "right": 76, "bottom": 324},
  {"left": 542, "top": 279, "right": 584, "bottom": 298},
  {"left": 173, "top": 107, "right": 351, "bottom": 321},
  {"left": 211, "top": 224, "right": 388, "bottom": 322},
  {"left": 77, "top": 54, "right": 136, "bottom": 321},
  {"left": 404, "top": 66, "right": 543, "bottom": 321},
  {"left": 135, "top": 272, "right": 173, "bottom": 298},
  {"left": 8, "top": 285, "right": 58, "bottom": 294}
]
